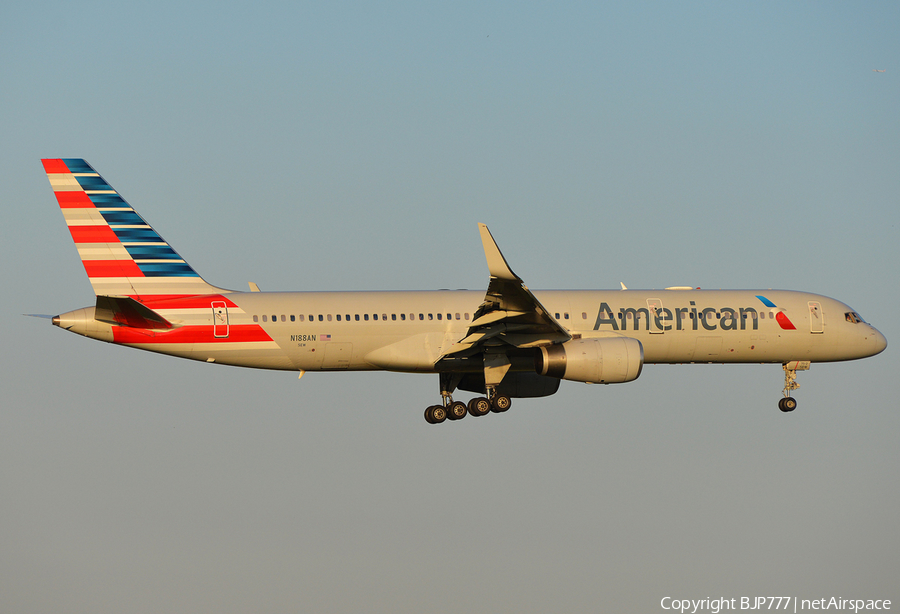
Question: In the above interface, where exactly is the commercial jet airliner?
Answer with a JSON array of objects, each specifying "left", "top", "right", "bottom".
[{"left": 39, "top": 159, "right": 887, "bottom": 423}]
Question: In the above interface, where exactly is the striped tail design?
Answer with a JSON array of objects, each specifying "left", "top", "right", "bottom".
[{"left": 42, "top": 159, "right": 229, "bottom": 299}]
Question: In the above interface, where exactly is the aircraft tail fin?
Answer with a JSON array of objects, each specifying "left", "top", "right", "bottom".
[{"left": 42, "top": 159, "right": 230, "bottom": 299}]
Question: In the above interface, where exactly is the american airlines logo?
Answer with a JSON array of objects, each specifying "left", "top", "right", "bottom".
[{"left": 593, "top": 296, "right": 796, "bottom": 332}]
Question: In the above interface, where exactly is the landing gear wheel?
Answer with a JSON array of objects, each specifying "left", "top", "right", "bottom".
[
  {"left": 448, "top": 401, "right": 467, "bottom": 421},
  {"left": 425, "top": 405, "right": 447, "bottom": 424},
  {"left": 779, "top": 397, "right": 797, "bottom": 412},
  {"left": 491, "top": 395, "right": 512, "bottom": 413},
  {"left": 447, "top": 401, "right": 468, "bottom": 421},
  {"left": 468, "top": 397, "right": 491, "bottom": 417}
]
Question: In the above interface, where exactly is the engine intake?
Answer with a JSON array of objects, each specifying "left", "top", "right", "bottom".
[{"left": 536, "top": 337, "right": 643, "bottom": 384}]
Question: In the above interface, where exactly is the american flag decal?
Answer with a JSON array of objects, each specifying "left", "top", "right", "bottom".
[{"left": 321, "top": 334, "right": 332, "bottom": 341}]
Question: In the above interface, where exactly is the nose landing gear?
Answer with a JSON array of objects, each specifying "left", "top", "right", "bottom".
[{"left": 778, "top": 361, "right": 810, "bottom": 412}]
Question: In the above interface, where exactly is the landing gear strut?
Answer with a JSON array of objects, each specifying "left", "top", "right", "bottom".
[
  {"left": 778, "top": 361, "right": 809, "bottom": 412},
  {"left": 423, "top": 374, "right": 513, "bottom": 424}
]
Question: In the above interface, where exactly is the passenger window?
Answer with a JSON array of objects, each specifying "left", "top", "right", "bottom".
[
  {"left": 555, "top": 313, "right": 560, "bottom": 319},
  {"left": 382, "top": 314, "right": 387, "bottom": 321},
  {"left": 345, "top": 315, "right": 350, "bottom": 321},
  {"left": 272, "top": 315, "right": 277, "bottom": 322},
  {"left": 400, "top": 313, "right": 406, "bottom": 321},
  {"left": 582, "top": 312, "right": 587, "bottom": 319},
  {"left": 456, "top": 313, "right": 460, "bottom": 320},
  {"left": 373, "top": 314, "right": 378, "bottom": 321},
  {"left": 392, "top": 314, "right": 397, "bottom": 321},
  {"left": 465, "top": 313, "right": 470, "bottom": 320},
  {"left": 564, "top": 313, "right": 569, "bottom": 320},
  {"left": 253, "top": 315, "right": 259, "bottom": 323},
  {"left": 419, "top": 314, "right": 424, "bottom": 320},
  {"left": 428, "top": 314, "right": 433, "bottom": 320},
  {"left": 437, "top": 313, "right": 442, "bottom": 320},
  {"left": 355, "top": 314, "right": 360, "bottom": 321},
  {"left": 364, "top": 314, "right": 369, "bottom": 321},
  {"left": 336, "top": 314, "right": 341, "bottom": 321},
  {"left": 317, "top": 314, "right": 323, "bottom": 322},
  {"left": 327, "top": 314, "right": 332, "bottom": 322},
  {"left": 290, "top": 315, "right": 295, "bottom": 322},
  {"left": 262, "top": 315, "right": 267, "bottom": 322}
]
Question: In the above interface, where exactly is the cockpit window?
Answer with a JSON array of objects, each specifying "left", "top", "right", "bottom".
[{"left": 845, "top": 312, "right": 865, "bottom": 324}]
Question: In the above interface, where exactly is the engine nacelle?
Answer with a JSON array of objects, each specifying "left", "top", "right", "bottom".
[{"left": 536, "top": 337, "right": 643, "bottom": 384}]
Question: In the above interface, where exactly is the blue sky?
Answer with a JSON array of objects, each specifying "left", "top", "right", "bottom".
[{"left": 1, "top": 2, "right": 898, "bottom": 612}]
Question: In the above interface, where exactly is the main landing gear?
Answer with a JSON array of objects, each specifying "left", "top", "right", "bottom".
[
  {"left": 424, "top": 379, "right": 512, "bottom": 424},
  {"left": 778, "top": 361, "right": 809, "bottom": 413}
]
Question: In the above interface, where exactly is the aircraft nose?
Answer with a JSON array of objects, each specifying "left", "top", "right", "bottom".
[{"left": 871, "top": 327, "right": 887, "bottom": 355}]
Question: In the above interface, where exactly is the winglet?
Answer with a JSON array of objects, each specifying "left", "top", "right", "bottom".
[{"left": 478, "top": 223, "right": 519, "bottom": 281}]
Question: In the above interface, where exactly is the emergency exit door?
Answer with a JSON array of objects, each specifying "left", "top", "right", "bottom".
[{"left": 212, "top": 301, "right": 229, "bottom": 338}]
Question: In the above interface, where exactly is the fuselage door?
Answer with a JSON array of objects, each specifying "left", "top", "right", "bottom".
[
  {"left": 212, "top": 301, "right": 229, "bottom": 338},
  {"left": 323, "top": 342, "right": 352, "bottom": 369},
  {"left": 808, "top": 301, "right": 824, "bottom": 334},
  {"left": 647, "top": 298, "right": 665, "bottom": 334}
]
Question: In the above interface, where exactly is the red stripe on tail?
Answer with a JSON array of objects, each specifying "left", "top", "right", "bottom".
[
  {"left": 69, "top": 225, "right": 119, "bottom": 243},
  {"left": 42, "top": 159, "right": 70, "bottom": 173},
  {"left": 55, "top": 191, "right": 94, "bottom": 208},
  {"left": 83, "top": 260, "right": 145, "bottom": 278}
]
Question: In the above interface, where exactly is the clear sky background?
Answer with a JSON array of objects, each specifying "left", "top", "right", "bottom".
[{"left": 1, "top": 2, "right": 898, "bottom": 612}]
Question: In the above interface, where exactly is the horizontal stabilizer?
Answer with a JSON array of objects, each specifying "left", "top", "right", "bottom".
[{"left": 94, "top": 295, "right": 173, "bottom": 329}]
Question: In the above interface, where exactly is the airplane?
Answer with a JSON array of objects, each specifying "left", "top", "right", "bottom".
[{"left": 39, "top": 158, "right": 887, "bottom": 423}]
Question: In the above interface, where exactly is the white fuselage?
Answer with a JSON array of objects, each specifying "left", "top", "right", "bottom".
[{"left": 56, "top": 288, "right": 887, "bottom": 373}]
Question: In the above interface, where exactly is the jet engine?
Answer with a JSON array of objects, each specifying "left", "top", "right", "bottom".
[{"left": 536, "top": 337, "right": 643, "bottom": 384}]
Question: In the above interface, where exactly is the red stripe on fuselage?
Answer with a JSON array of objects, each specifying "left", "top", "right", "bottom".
[
  {"left": 69, "top": 225, "right": 119, "bottom": 243},
  {"left": 138, "top": 295, "right": 239, "bottom": 310},
  {"left": 55, "top": 191, "right": 95, "bottom": 208},
  {"left": 112, "top": 324, "right": 273, "bottom": 344},
  {"left": 83, "top": 260, "right": 144, "bottom": 278}
]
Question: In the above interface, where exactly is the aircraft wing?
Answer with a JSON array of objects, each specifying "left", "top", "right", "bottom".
[{"left": 441, "top": 224, "right": 571, "bottom": 357}]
